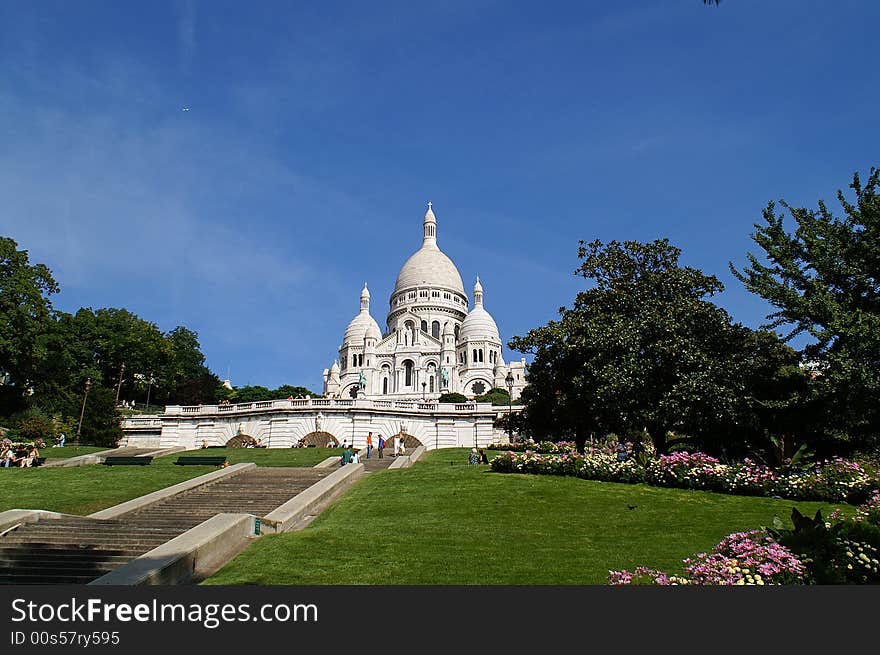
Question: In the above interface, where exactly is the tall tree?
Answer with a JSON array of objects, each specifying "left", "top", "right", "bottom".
[
  {"left": 731, "top": 167, "right": 880, "bottom": 448},
  {"left": 511, "top": 239, "right": 799, "bottom": 453},
  {"left": 0, "top": 237, "right": 59, "bottom": 412}
]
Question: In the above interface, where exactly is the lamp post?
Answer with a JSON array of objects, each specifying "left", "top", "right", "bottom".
[
  {"left": 75, "top": 377, "right": 91, "bottom": 452},
  {"left": 114, "top": 361, "right": 125, "bottom": 406},
  {"left": 145, "top": 372, "right": 154, "bottom": 411},
  {"left": 505, "top": 371, "right": 515, "bottom": 443}
]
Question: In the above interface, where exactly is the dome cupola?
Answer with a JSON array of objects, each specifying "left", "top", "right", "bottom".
[
  {"left": 459, "top": 276, "right": 501, "bottom": 343},
  {"left": 343, "top": 283, "right": 383, "bottom": 345},
  {"left": 392, "top": 203, "right": 465, "bottom": 296}
]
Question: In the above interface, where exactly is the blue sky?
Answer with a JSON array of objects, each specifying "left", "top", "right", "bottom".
[{"left": 1, "top": 1, "right": 877, "bottom": 392}]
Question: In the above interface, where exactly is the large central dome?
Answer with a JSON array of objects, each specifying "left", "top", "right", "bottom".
[{"left": 392, "top": 203, "right": 465, "bottom": 295}]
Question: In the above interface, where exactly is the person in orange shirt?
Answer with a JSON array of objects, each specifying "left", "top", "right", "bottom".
[{"left": 366, "top": 432, "right": 373, "bottom": 459}]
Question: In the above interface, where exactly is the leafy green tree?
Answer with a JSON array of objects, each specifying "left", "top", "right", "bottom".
[
  {"left": 510, "top": 239, "right": 800, "bottom": 453},
  {"left": 274, "top": 385, "right": 321, "bottom": 399},
  {"left": 0, "top": 237, "right": 59, "bottom": 412},
  {"left": 77, "top": 385, "right": 123, "bottom": 447},
  {"left": 731, "top": 168, "right": 880, "bottom": 449}
]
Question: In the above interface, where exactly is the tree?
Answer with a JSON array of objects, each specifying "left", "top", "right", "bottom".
[
  {"left": 274, "top": 385, "right": 321, "bottom": 399},
  {"left": 731, "top": 167, "right": 880, "bottom": 449},
  {"left": 0, "top": 237, "right": 59, "bottom": 411},
  {"left": 510, "top": 239, "right": 799, "bottom": 454}
]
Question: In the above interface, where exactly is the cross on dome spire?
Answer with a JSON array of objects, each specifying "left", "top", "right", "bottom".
[
  {"left": 423, "top": 201, "right": 437, "bottom": 246},
  {"left": 473, "top": 276, "right": 484, "bottom": 306}
]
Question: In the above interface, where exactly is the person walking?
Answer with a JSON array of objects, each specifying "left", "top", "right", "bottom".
[
  {"left": 377, "top": 434, "right": 385, "bottom": 459},
  {"left": 366, "top": 432, "right": 373, "bottom": 459}
]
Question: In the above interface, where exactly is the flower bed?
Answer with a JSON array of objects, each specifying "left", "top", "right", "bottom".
[
  {"left": 490, "top": 450, "right": 879, "bottom": 504},
  {"left": 609, "top": 493, "right": 880, "bottom": 585},
  {"left": 487, "top": 441, "right": 578, "bottom": 454},
  {"left": 609, "top": 530, "right": 807, "bottom": 585}
]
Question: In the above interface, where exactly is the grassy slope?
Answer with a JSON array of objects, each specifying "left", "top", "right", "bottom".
[
  {"left": 205, "top": 448, "right": 849, "bottom": 585},
  {"left": 0, "top": 458, "right": 214, "bottom": 515},
  {"left": 41, "top": 446, "right": 109, "bottom": 459},
  {"left": 1, "top": 448, "right": 338, "bottom": 515}
]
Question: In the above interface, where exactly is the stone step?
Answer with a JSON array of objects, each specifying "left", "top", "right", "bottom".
[
  {"left": 0, "top": 563, "right": 122, "bottom": 575},
  {"left": 1, "top": 539, "right": 170, "bottom": 549}
]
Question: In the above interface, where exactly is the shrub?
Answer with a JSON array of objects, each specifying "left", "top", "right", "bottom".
[{"left": 438, "top": 392, "right": 468, "bottom": 404}]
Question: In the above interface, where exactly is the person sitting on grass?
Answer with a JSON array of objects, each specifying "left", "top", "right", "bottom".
[
  {"left": 21, "top": 444, "right": 39, "bottom": 468},
  {"left": 479, "top": 449, "right": 489, "bottom": 464},
  {"left": 468, "top": 448, "right": 480, "bottom": 465},
  {"left": 2, "top": 446, "right": 14, "bottom": 468}
]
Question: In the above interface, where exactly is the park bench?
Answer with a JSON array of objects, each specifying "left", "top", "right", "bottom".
[
  {"left": 174, "top": 456, "right": 227, "bottom": 466},
  {"left": 103, "top": 456, "right": 153, "bottom": 466}
]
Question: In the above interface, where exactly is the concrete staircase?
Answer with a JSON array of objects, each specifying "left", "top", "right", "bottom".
[{"left": 0, "top": 467, "right": 329, "bottom": 585}]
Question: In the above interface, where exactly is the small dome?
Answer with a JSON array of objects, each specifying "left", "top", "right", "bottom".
[
  {"left": 460, "top": 276, "right": 501, "bottom": 343},
  {"left": 344, "top": 312, "right": 382, "bottom": 346},
  {"left": 343, "top": 284, "right": 382, "bottom": 345},
  {"left": 365, "top": 321, "right": 382, "bottom": 341},
  {"left": 459, "top": 305, "right": 501, "bottom": 343}
]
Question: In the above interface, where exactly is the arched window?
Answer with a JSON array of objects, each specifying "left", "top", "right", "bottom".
[
  {"left": 454, "top": 325, "right": 460, "bottom": 340},
  {"left": 473, "top": 349, "right": 478, "bottom": 362},
  {"left": 429, "top": 375, "right": 434, "bottom": 393},
  {"left": 352, "top": 355, "right": 357, "bottom": 368},
  {"left": 404, "top": 360, "right": 414, "bottom": 386},
  {"left": 421, "top": 320, "right": 428, "bottom": 333},
  {"left": 479, "top": 350, "right": 484, "bottom": 363},
  {"left": 431, "top": 321, "right": 440, "bottom": 338},
  {"left": 383, "top": 377, "right": 388, "bottom": 394}
]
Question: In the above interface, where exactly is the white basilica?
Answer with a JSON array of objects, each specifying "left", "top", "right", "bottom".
[{"left": 322, "top": 203, "right": 527, "bottom": 401}]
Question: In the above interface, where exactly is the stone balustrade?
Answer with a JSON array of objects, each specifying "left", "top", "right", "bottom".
[{"left": 157, "top": 397, "right": 486, "bottom": 417}]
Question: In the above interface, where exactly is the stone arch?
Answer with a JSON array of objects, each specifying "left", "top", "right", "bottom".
[
  {"left": 225, "top": 433, "right": 257, "bottom": 448},
  {"left": 391, "top": 432, "right": 423, "bottom": 450},
  {"left": 299, "top": 431, "right": 338, "bottom": 447}
]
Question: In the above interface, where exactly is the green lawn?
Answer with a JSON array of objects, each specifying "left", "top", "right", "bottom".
[
  {"left": 1, "top": 447, "right": 340, "bottom": 516},
  {"left": 41, "top": 445, "right": 109, "bottom": 459},
  {"left": 0, "top": 457, "right": 217, "bottom": 515},
  {"left": 180, "top": 447, "right": 339, "bottom": 467},
  {"left": 205, "top": 448, "right": 850, "bottom": 585}
]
